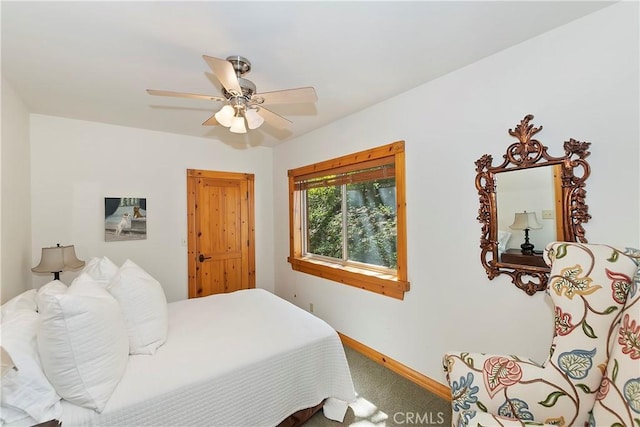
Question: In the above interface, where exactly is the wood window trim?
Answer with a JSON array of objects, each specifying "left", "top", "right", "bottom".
[{"left": 287, "top": 141, "right": 409, "bottom": 300}]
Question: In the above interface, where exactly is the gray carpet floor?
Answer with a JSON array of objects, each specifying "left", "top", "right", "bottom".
[{"left": 304, "top": 346, "right": 452, "bottom": 426}]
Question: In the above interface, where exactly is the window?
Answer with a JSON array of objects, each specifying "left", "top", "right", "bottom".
[{"left": 288, "top": 141, "right": 409, "bottom": 299}]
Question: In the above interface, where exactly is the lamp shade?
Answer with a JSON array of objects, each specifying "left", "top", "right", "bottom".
[
  {"left": 32, "top": 244, "right": 85, "bottom": 277},
  {"left": 62, "top": 245, "right": 85, "bottom": 269},
  {"left": 230, "top": 116, "right": 247, "bottom": 134},
  {"left": 245, "top": 108, "right": 265, "bottom": 130},
  {"left": 509, "top": 211, "right": 542, "bottom": 230},
  {"left": 214, "top": 105, "right": 235, "bottom": 127}
]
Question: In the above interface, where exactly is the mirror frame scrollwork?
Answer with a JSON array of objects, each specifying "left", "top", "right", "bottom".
[{"left": 475, "top": 114, "right": 591, "bottom": 295}]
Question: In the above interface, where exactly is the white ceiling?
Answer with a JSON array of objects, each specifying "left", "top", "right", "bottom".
[{"left": 1, "top": 1, "right": 615, "bottom": 148}]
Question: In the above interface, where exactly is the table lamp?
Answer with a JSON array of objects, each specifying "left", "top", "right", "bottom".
[
  {"left": 509, "top": 211, "right": 542, "bottom": 255},
  {"left": 31, "top": 243, "right": 85, "bottom": 280}
]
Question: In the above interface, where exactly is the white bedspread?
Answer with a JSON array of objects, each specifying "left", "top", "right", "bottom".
[{"left": 59, "top": 289, "right": 356, "bottom": 426}]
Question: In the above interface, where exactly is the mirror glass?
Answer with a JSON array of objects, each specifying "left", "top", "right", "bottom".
[
  {"left": 476, "top": 114, "right": 591, "bottom": 295},
  {"left": 496, "top": 167, "right": 557, "bottom": 254}
]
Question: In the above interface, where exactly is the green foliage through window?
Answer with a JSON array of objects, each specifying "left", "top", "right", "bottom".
[{"left": 305, "top": 175, "right": 397, "bottom": 270}]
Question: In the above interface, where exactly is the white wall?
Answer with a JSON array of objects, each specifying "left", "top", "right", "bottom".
[
  {"left": 29, "top": 116, "right": 275, "bottom": 303},
  {"left": 1, "top": 77, "right": 32, "bottom": 302},
  {"left": 272, "top": 2, "right": 639, "bottom": 386}
]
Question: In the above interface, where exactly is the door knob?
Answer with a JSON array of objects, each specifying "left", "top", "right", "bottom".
[{"left": 198, "top": 254, "right": 212, "bottom": 262}]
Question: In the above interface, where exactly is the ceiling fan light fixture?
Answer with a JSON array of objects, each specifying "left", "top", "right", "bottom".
[
  {"left": 245, "top": 108, "right": 265, "bottom": 130},
  {"left": 214, "top": 105, "right": 235, "bottom": 127},
  {"left": 148, "top": 54, "right": 318, "bottom": 133},
  {"left": 230, "top": 116, "right": 247, "bottom": 134}
]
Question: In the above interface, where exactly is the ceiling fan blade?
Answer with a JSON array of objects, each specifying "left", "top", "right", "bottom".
[
  {"left": 146, "top": 89, "right": 225, "bottom": 102},
  {"left": 253, "top": 87, "right": 317, "bottom": 105},
  {"left": 256, "top": 106, "right": 292, "bottom": 130},
  {"left": 202, "top": 114, "right": 219, "bottom": 126},
  {"left": 202, "top": 55, "right": 242, "bottom": 96}
]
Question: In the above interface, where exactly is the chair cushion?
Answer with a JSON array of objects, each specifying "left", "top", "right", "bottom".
[{"left": 459, "top": 410, "right": 556, "bottom": 426}]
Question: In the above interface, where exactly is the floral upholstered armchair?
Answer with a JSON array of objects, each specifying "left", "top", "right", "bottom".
[{"left": 443, "top": 242, "right": 640, "bottom": 427}]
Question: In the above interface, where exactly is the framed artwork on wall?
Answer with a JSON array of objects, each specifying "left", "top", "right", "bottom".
[{"left": 105, "top": 197, "right": 147, "bottom": 242}]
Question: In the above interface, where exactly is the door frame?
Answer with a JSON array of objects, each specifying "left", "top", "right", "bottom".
[{"left": 186, "top": 169, "right": 256, "bottom": 298}]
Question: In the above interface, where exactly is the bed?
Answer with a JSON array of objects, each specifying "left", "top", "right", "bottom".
[{"left": 1, "top": 257, "right": 356, "bottom": 426}]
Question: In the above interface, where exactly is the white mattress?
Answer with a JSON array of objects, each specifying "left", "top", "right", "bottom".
[{"left": 59, "top": 288, "right": 356, "bottom": 426}]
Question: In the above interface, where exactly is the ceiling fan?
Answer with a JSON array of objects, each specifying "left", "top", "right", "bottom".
[{"left": 147, "top": 55, "right": 317, "bottom": 134}]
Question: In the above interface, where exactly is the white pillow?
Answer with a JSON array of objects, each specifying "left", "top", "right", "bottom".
[
  {"left": 1, "top": 289, "right": 37, "bottom": 321},
  {"left": 1, "top": 346, "right": 15, "bottom": 375},
  {"left": 35, "top": 280, "right": 68, "bottom": 309},
  {"left": 37, "top": 279, "right": 129, "bottom": 412},
  {"left": 81, "top": 256, "right": 119, "bottom": 286},
  {"left": 497, "top": 230, "right": 512, "bottom": 253},
  {"left": 108, "top": 259, "right": 168, "bottom": 355},
  {"left": 1, "top": 309, "right": 61, "bottom": 424},
  {"left": 72, "top": 271, "right": 105, "bottom": 289}
]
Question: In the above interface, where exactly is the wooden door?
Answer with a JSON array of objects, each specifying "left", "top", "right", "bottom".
[{"left": 187, "top": 169, "right": 255, "bottom": 298}]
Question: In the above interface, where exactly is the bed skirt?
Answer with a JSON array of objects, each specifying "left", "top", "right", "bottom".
[
  {"left": 34, "top": 401, "right": 326, "bottom": 427},
  {"left": 277, "top": 400, "right": 325, "bottom": 427}
]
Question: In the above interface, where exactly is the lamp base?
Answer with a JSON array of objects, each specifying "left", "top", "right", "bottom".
[{"left": 520, "top": 242, "right": 535, "bottom": 256}]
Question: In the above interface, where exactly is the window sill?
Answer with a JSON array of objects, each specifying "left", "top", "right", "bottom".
[{"left": 288, "top": 257, "right": 410, "bottom": 300}]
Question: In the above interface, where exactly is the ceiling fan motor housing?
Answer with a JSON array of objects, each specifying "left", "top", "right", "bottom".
[
  {"left": 223, "top": 77, "right": 256, "bottom": 105},
  {"left": 227, "top": 55, "right": 251, "bottom": 77}
]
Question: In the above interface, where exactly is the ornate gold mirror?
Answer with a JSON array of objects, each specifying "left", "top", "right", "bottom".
[{"left": 476, "top": 114, "right": 591, "bottom": 295}]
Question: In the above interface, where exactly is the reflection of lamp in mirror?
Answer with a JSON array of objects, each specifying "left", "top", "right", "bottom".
[
  {"left": 509, "top": 211, "right": 542, "bottom": 255},
  {"left": 31, "top": 243, "right": 85, "bottom": 281}
]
